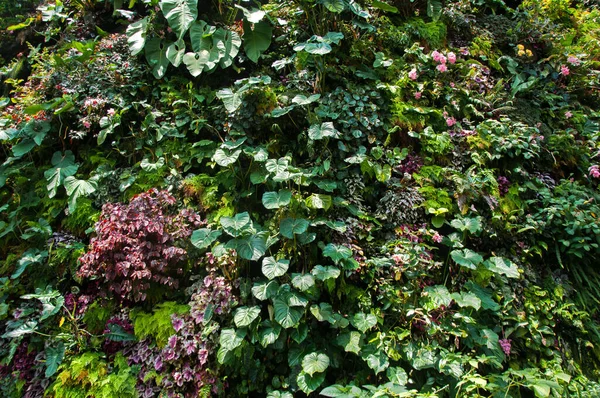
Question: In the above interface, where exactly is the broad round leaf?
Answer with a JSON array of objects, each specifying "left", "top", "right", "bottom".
[
  {"left": 262, "top": 257, "right": 290, "bottom": 279},
  {"left": 262, "top": 189, "right": 292, "bottom": 209},
  {"left": 301, "top": 352, "right": 330, "bottom": 376},
  {"left": 280, "top": 218, "right": 309, "bottom": 239},
  {"left": 191, "top": 228, "right": 222, "bottom": 249},
  {"left": 234, "top": 306, "right": 261, "bottom": 327}
]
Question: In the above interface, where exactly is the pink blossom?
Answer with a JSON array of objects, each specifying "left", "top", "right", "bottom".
[
  {"left": 567, "top": 56, "right": 580, "bottom": 66},
  {"left": 432, "top": 50, "right": 443, "bottom": 63},
  {"left": 408, "top": 68, "right": 418, "bottom": 80},
  {"left": 446, "top": 117, "right": 456, "bottom": 127},
  {"left": 560, "top": 65, "right": 570, "bottom": 76},
  {"left": 107, "top": 108, "right": 116, "bottom": 116},
  {"left": 438, "top": 54, "right": 447, "bottom": 64},
  {"left": 432, "top": 232, "right": 443, "bottom": 243},
  {"left": 437, "top": 63, "right": 448, "bottom": 73},
  {"left": 448, "top": 52, "right": 457, "bottom": 64},
  {"left": 565, "top": 111, "right": 573, "bottom": 119},
  {"left": 450, "top": 82, "right": 455, "bottom": 88},
  {"left": 414, "top": 91, "right": 422, "bottom": 99},
  {"left": 499, "top": 339, "right": 512, "bottom": 356},
  {"left": 589, "top": 165, "right": 600, "bottom": 179},
  {"left": 83, "top": 121, "right": 91, "bottom": 129}
]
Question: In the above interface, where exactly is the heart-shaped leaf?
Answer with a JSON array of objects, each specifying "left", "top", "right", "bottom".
[
  {"left": 262, "top": 257, "right": 290, "bottom": 279},
  {"left": 302, "top": 352, "right": 330, "bottom": 376},
  {"left": 280, "top": 218, "right": 309, "bottom": 239},
  {"left": 262, "top": 190, "right": 292, "bottom": 209},
  {"left": 191, "top": 228, "right": 222, "bottom": 249},
  {"left": 234, "top": 306, "right": 261, "bottom": 327}
]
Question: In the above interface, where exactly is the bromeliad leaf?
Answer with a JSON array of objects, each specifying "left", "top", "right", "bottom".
[
  {"left": 262, "top": 190, "right": 292, "bottom": 209},
  {"left": 44, "top": 151, "right": 78, "bottom": 198},
  {"left": 159, "top": 0, "right": 198, "bottom": 39},
  {"left": 234, "top": 306, "right": 261, "bottom": 327},
  {"left": 191, "top": 229, "right": 222, "bottom": 249},
  {"left": 280, "top": 218, "right": 309, "bottom": 239},
  {"left": 302, "top": 352, "right": 330, "bottom": 376},
  {"left": 262, "top": 257, "right": 290, "bottom": 279}
]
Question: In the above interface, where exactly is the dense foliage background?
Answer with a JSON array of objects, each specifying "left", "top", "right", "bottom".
[{"left": 1, "top": 0, "right": 600, "bottom": 396}]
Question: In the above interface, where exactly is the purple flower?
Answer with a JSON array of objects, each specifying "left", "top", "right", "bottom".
[{"left": 499, "top": 338, "right": 512, "bottom": 356}]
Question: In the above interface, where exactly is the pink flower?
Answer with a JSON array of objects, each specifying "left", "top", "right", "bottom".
[
  {"left": 83, "top": 121, "right": 91, "bottom": 129},
  {"left": 438, "top": 54, "right": 447, "bottom": 64},
  {"left": 589, "top": 165, "right": 600, "bottom": 179},
  {"left": 432, "top": 232, "right": 442, "bottom": 243},
  {"left": 431, "top": 50, "right": 442, "bottom": 62},
  {"left": 560, "top": 65, "right": 570, "bottom": 76},
  {"left": 448, "top": 52, "right": 457, "bottom": 64},
  {"left": 408, "top": 68, "right": 418, "bottom": 80},
  {"left": 446, "top": 117, "right": 456, "bottom": 127},
  {"left": 436, "top": 63, "right": 448, "bottom": 73},
  {"left": 414, "top": 91, "right": 422, "bottom": 99},
  {"left": 499, "top": 339, "right": 512, "bottom": 356},
  {"left": 565, "top": 111, "right": 573, "bottom": 119},
  {"left": 567, "top": 56, "right": 580, "bottom": 66},
  {"left": 450, "top": 82, "right": 455, "bottom": 88},
  {"left": 107, "top": 108, "right": 116, "bottom": 117}
]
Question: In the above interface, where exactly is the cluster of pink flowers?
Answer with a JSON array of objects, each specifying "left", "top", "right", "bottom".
[
  {"left": 446, "top": 117, "right": 457, "bottom": 127},
  {"left": 414, "top": 91, "right": 422, "bottom": 99},
  {"left": 567, "top": 56, "right": 581, "bottom": 66},
  {"left": 499, "top": 338, "right": 512, "bottom": 356},
  {"left": 408, "top": 68, "right": 418, "bottom": 80},
  {"left": 589, "top": 165, "right": 600, "bottom": 179},
  {"left": 431, "top": 50, "right": 456, "bottom": 73},
  {"left": 560, "top": 65, "right": 570, "bottom": 76}
]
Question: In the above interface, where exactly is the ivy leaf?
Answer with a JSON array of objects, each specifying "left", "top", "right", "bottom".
[
  {"left": 351, "top": 312, "right": 377, "bottom": 333},
  {"left": 234, "top": 306, "right": 261, "bottom": 327},
  {"left": 191, "top": 228, "right": 222, "bottom": 249},
  {"left": 262, "top": 190, "right": 292, "bottom": 209},
  {"left": 262, "top": 257, "right": 290, "bottom": 279},
  {"left": 45, "top": 342, "right": 65, "bottom": 377},
  {"left": 219, "top": 328, "right": 246, "bottom": 351},
  {"left": 308, "top": 122, "right": 340, "bottom": 140},
  {"left": 302, "top": 352, "right": 330, "bottom": 376},
  {"left": 126, "top": 17, "right": 148, "bottom": 55},
  {"left": 220, "top": 212, "right": 251, "bottom": 237},
  {"left": 450, "top": 249, "right": 483, "bottom": 270},
  {"left": 63, "top": 176, "right": 98, "bottom": 212},
  {"left": 243, "top": 20, "right": 272, "bottom": 63},
  {"left": 273, "top": 297, "right": 303, "bottom": 328},
  {"left": 258, "top": 320, "right": 281, "bottom": 347},
  {"left": 336, "top": 331, "right": 361, "bottom": 354},
  {"left": 291, "top": 273, "right": 315, "bottom": 291},
  {"left": 296, "top": 371, "right": 325, "bottom": 395},
  {"left": 387, "top": 366, "right": 409, "bottom": 386},
  {"left": 159, "top": 0, "right": 198, "bottom": 39},
  {"left": 279, "top": 218, "right": 309, "bottom": 239},
  {"left": 44, "top": 151, "right": 78, "bottom": 198},
  {"left": 484, "top": 257, "right": 520, "bottom": 279},
  {"left": 213, "top": 148, "right": 242, "bottom": 167},
  {"left": 311, "top": 265, "right": 340, "bottom": 281}
]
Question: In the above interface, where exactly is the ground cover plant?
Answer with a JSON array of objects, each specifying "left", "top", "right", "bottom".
[{"left": 1, "top": 0, "right": 600, "bottom": 396}]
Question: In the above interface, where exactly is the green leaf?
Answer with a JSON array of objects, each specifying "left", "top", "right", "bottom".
[
  {"left": 63, "top": 176, "right": 97, "bottom": 212},
  {"left": 308, "top": 122, "right": 340, "bottom": 140},
  {"left": 44, "top": 151, "right": 78, "bottom": 199},
  {"left": 273, "top": 297, "right": 303, "bottom": 328},
  {"left": 387, "top": 367, "right": 409, "bottom": 386},
  {"left": 530, "top": 382, "right": 552, "bottom": 398},
  {"left": 166, "top": 39, "right": 185, "bottom": 67},
  {"left": 22, "top": 288, "right": 64, "bottom": 321},
  {"left": 220, "top": 212, "right": 251, "bottom": 237},
  {"left": 305, "top": 194, "right": 332, "bottom": 210},
  {"left": 450, "top": 249, "right": 483, "bottom": 270},
  {"left": 297, "top": 371, "right": 325, "bottom": 395},
  {"left": 322, "top": 243, "right": 352, "bottom": 264},
  {"left": 311, "top": 265, "right": 340, "bottom": 281},
  {"left": 267, "top": 391, "right": 293, "bottom": 398},
  {"left": 280, "top": 218, "right": 309, "bottom": 239},
  {"left": 451, "top": 292, "right": 481, "bottom": 310},
  {"left": 216, "top": 88, "right": 242, "bottom": 113},
  {"left": 258, "top": 320, "right": 281, "bottom": 347},
  {"left": 310, "top": 302, "right": 334, "bottom": 323},
  {"left": 219, "top": 29, "right": 242, "bottom": 68},
  {"left": 465, "top": 281, "right": 500, "bottom": 312},
  {"left": 12, "top": 139, "right": 36, "bottom": 157},
  {"left": 351, "top": 313, "right": 377, "bottom": 333},
  {"left": 213, "top": 148, "right": 242, "bottom": 167},
  {"left": 484, "top": 257, "right": 520, "bottom": 279},
  {"left": 292, "top": 274, "right": 315, "bottom": 291},
  {"left": 371, "top": 0, "right": 398, "bottom": 13},
  {"left": 302, "top": 352, "right": 330, "bottom": 376},
  {"left": 183, "top": 50, "right": 211, "bottom": 77},
  {"left": 450, "top": 217, "right": 482, "bottom": 234},
  {"left": 145, "top": 38, "right": 170, "bottom": 79},
  {"left": 424, "top": 285, "right": 452, "bottom": 307},
  {"left": 12, "top": 249, "right": 48, "bottom": 279},
  {"left": 105, "top": 323, "right": 137, "bottom": 342},
  {"left": 321, "top": 385, "right": 363, "bottom": 397},
  {"left": 427, "top": 0, "right": 443, "bottom": 21},
  {"left": 262, "top": 190, "right": 293, "bottom": 209},
  {"left": 229, "top": 233, "right": 268, "bottom": 261},
  {"left": 234, "top": 306, "right": 261, "bottom": 327},
  {"left": 252, "top": 280, "right": 279, "bottom": 301},
  {"left": 45, "top": 342, "right": 65, "bottom": 378},
  {"left": 191, "top": 229, "right": 222, "bottom": 249},
  {"left": 364, "top": 350, "right": 389, "bottom": 374},
  {"left": 2, "top": 320, "right": 38, "bottom": 338},
  {"left": 320, "top": 0, "right": 346, "bottom": 12},
  {"left": 336, "top": 331, "right": 361, "bottom": 354},
  {"left": 291, "top": 94, "right": 321, "bottom": 105},
  {"left": 262, "top": 257, "right": 290, "bottom": 279},
  {"left": 126, "top": 17, "right": 148, "bottom": 55},
  {"left": 159, "top": 0, "right": 198, "bottom": 39},
  {"left": 219, "top": 328, "right": 246, "bottom": 351},
  {"left": 235, "top": 5, "right": 267, "bottom": 23},
  {"left": 140, "top": 157, "right": 165, "bottom": 171},
  {"left": 243, "top": 20, "right": 272, "bottom": 63}
]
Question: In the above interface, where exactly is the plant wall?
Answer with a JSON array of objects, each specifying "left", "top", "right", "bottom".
[{"left": 1, "top": 0, "right": 600, "bottom": 397}]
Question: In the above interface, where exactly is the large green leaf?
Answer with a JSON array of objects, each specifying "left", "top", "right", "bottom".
[
  {"left": 292, "top": 274, "right": 315, "bottom": 291},
  {"left": 22, "top": 288, "right": 64, "bottom": 321},
  {"left": 220, "top": 212, "right": 251, "bottom": 237},
  {"left": 183, "top": 50, "right": 211, "bottom": 77},
  {"left": 311, "top": 265, "right": 340, "bottom": 281},
  {"left": 145, "top": 38, "right": 170, "bottom": 79},
  {"left": 219, "top": 328, "right": 246, "bottom": 351},
  {"left": 44, "top": 151, "right": 78, "bottom": 199},
  {"left": 126, "top": 17, "right": 148, "bottom": 55},
  {"left": 424, "top": 285, "right": 452, "bottom": 308},
  {"left": 302, "top": 352, "right": 330, "bottom": 376},
  {"left": 12, "top": 249, "right": 48, "bottom": 279},
  {"left": 297, "top": 371, "right": 325, "bottom": 395},
  {"left": 233, "top": 306, "right": 261, "bottom": 327},
  {"left": 217, "top": 28, "right": 241, "bottom": 68},
  {"left": 252, "top": 280, "right": 279, "bottom": 301},
  {"left": 2, "top": 320, "right": 38, "bottom": 338},
  {"left": 450, "top": 248, "right": 483, "bottom": 270},
  {"left": 335, "top": 331, "right": 361, "bottom": 354},
  {"left": 191, "top": 228, "right": 222, "bottom": 249},
  {"left": 228, "top": 233, "right": 268, "bottom": 261},
  {"left": 322, "top": 243, "right": 352, "bottom": 264},
  {"left": 159, "top": 0, "right": 198, "bottom": 39},
  {"left": 320, "top": 0, "right": 345, "bottom": 13},
  {"left": 262, "top": 257, "right": 290, "bottom": 279},
  {"left": 350, "top": 312, "right": 377, "bottom": 333},
  {"left": 262, "top": 189, "right": 292, "bottom": 209},
  {"left": 305, "top": 194, "right": 332, "bottom": 210},
  {"left": 45, "top": 342, "right": 65, "bottom": 377},
  {"left": 243, "top": 20, "right": 272, "bottom": 63},
  {"left": 451, "top": 292, "right": 481, "bottom": 310},
  {"left": 258, "top": 320, "right": 281, "bottom": 347},
  {"left": 280, "top": 218, "right": 309, "bottom": 239},
  {"left": 308, "top": 122, "right": 340, "bottom": 140},
  {"left": 213, "top": 148, "right": 242, "bottom": 167},
  {"left": 63, "top": 176, "right": 97, "bottom": 212},
  {"left": 484, "top": 257, "right": 520, "bottom": 279},
  {"left": 273, "top": 297, "right": 303, "bottom": 328},
  {"left": 166, "top": 39, "right": 185, "bottom": 66}
]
